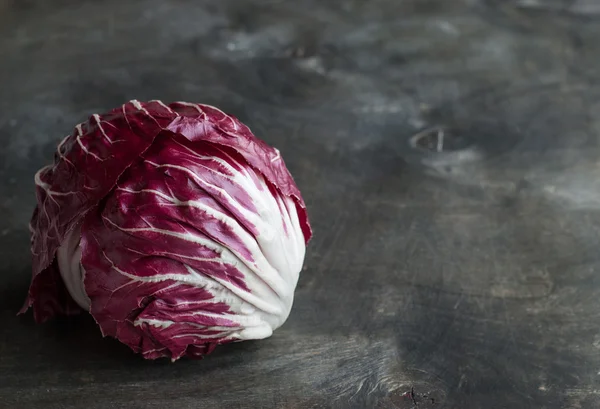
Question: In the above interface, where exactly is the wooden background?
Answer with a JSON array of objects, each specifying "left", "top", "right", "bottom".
[{"left": 2, "top": 0, "right": 600, "bottom": 407}]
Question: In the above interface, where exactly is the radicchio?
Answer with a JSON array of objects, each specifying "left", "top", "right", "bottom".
[{"left": 21, "top": 100, "right": 312, "bottom": 361}]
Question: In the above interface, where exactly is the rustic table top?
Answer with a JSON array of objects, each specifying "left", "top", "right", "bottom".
[{"left": 2, "top": 1, "right": 600, "bottom": 408}]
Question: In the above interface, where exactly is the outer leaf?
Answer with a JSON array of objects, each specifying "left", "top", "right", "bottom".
[{"left": 23, "top": 101, "right": 177, "bottom": 321}]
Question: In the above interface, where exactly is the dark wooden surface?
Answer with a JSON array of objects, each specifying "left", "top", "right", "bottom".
[{"left": 2, "top": 0, "right": 600, "bottom": 408}]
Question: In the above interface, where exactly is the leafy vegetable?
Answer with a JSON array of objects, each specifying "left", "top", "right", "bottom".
[{"left": 20, "top": 100, "right": 312, "bottom": 361}]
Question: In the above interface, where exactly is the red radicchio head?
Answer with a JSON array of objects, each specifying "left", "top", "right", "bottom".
[{"left": 21, "top": 100, "right": 312, "bottom": 361}]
